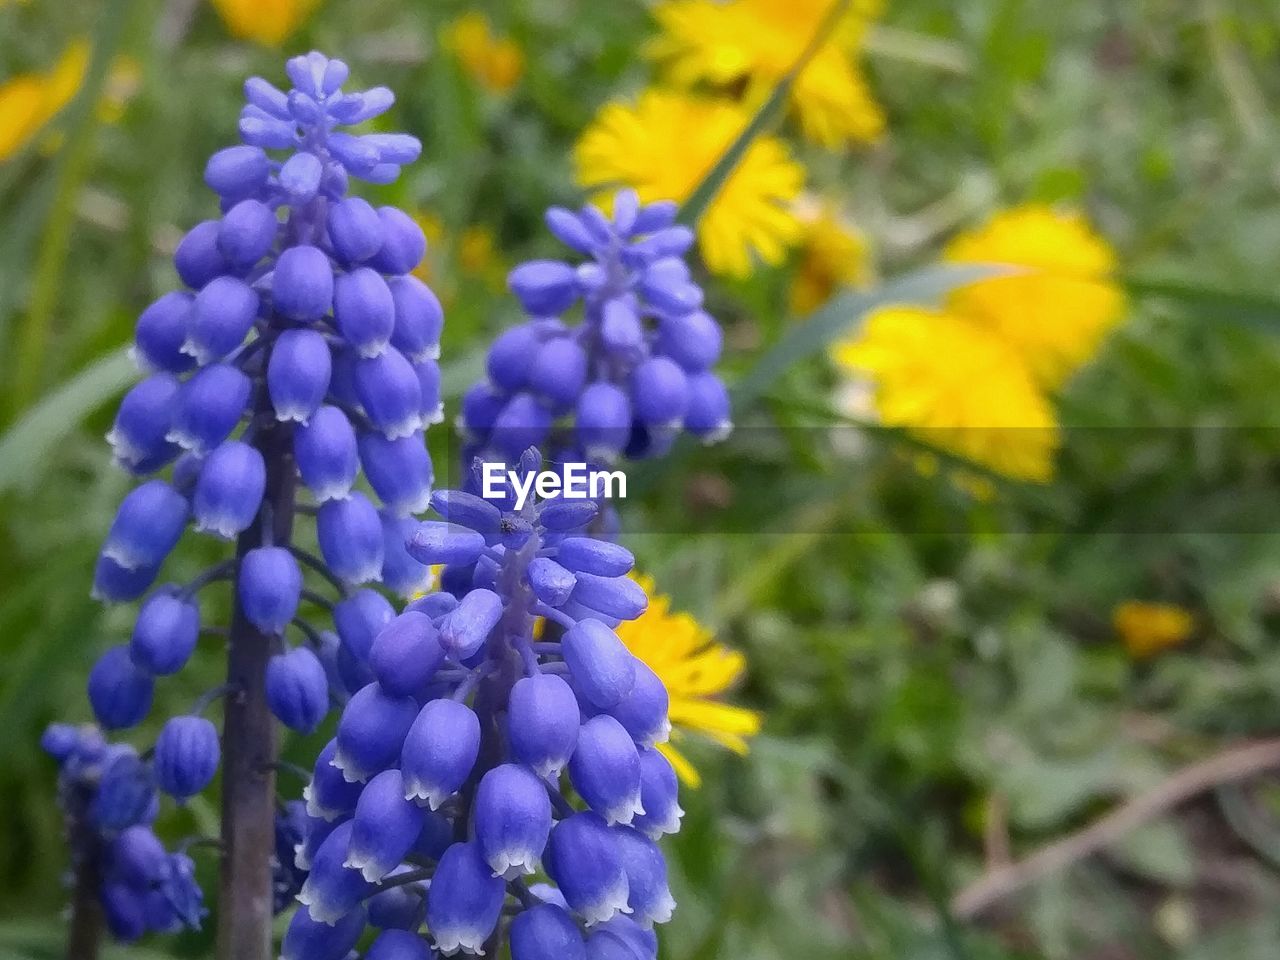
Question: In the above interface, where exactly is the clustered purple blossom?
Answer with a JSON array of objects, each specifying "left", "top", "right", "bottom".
[
  {"left": 284, "top": 451, "right": 680, "bottom": 960},
  {"left": 461, "top": 191, "right": 731, "bottom": 465}
]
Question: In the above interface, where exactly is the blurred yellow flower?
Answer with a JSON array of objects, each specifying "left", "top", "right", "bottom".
[
  {"left": 834, "top": 306, "right": 1060, "bottom": 483},
  {"left": 944, "top": 205, "right": 1125, "bottom": 389},
  {"left": 615, "top": 576, "right": 762, "bottom": 787},
  {"left": 1113, "top": 601, "right": 1194, "bottom": 659},
  {"left": 789, "top": 199, "right": 869, "bottom": 314},
  {"left": 648, "top": 0, "right": 885, "bottom": 148},
  {"left": 443, "top": 12, "right": 524, "bottom": 94},
  {"left": 212, "top": 0, "right": 319, "bottom": 47},
  {"left": 0, "top": 39, "right": 89, "bottom": 163},
  {"left": 576, "top": 89, "right": 804, "bottom": 278},
  {"left": 413, "top": 212, "right": 506, "bottom": 304}
]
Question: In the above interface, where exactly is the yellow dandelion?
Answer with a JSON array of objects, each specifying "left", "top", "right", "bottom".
[
  {"left": 614, "top": 576, "right": 762, "bottom": 788},
  {"left": 943, "top": 205, "right": 1125, "bottom": 389},
  {"left": 0, "top": 39, "right": 89, "bottom": 163},
  {"left": 443, "top": 12, "right": 524, "bottom": 94},
  {"left": 1113, "top": 601, "right": 1194, "bottom": 660},
  {"left": 648, "top": 0, "right": 885, "bottom": 148},
  {"left": 211, "top": 0, "right": 319, "bottom": 47},
  {"left": 834, "top": 306, "right": 1060, "bottom": 483},
  {"left": 575, "top": 89, "right": 804, "bottom": 278},
  {"left": 789, "top": 199, "right": 869, "bottom": 315}
]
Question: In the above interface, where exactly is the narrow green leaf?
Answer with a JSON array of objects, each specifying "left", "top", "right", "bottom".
[
  {"left": 1125, "top": 273, "right": 1280, "bottom": 332},
  {"left": 677, "top": 0, "right": 854, "bottom": 226}
]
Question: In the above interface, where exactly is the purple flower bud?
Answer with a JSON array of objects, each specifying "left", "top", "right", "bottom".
[
  {"left": 529, "top": 337, "right": 588, "bottom": 410},
  {"left": 203, "top": 145, "right": 269, "bottom": 201},
  {"left": 427, "top": 842, "right": 505, "bottom": 956},
  {"left": 218, "top": 199, "right": 278, "bottom": 268},
  {"left": 388, "top": 275, "right": 444, "bottom": 362},
  {"left": 174, "top": 220, "right": 231, "bottom": 289},
  {"left": 334, "top": 682, "right": 418, "bottom": 782},
  {"left": 295, "top": 405, "right": 358, "bottom": 501},
  {"left": 474, "top": 763, "right": 553, "bottom": 878},
  {"left": 167, "top": 363, "right": 252, "bottom": 454},
  {"left": 584, "top": 928, "right": 645, "bottom": 960},
  {"left": 607, "top": 662, "right": 670, "bottom": 748},
  {"left": 154, "top": 715, "right": 219, "bottom": 800},
  {"left": 657, "top": 311, "right": 721, "bottom": 372},
  {"left": 380, "top": 512, "right": 434, "bottom": 598},
  {"left": 545, "top": 812, "right": 629, "bottom": 925},
  {"left": 266, "top": 646, "right": 330, "bottom": 733},
  {"left": 631, "top": 357, "right": 689, "bottom": 426},
  {"left": 430, "top": 489, "right": 503, "bottom": 533},
  {"left": 367, "top": 929, "right": 433, "bottom": 960},
  {"left": 632, "top": 748, "right": 682, "bottom": 838},
  {"left": 626, "top": 225, "right": 696, "bottom": 264},
  {"left": 633, "top": 199, "right": 678, "bottom": 234},
  {"left": 355, "top": 347, "right": 422, "bottom": 439},
  {"left": 568, "top": 574, "right": 647, "bottom": 622},
  {"left": 491, "top": 393, "right": 552, "bottom": 458},
  {"left": 510, "top": 903, "right": 588, "bottom": 960},
  {"left": 345, "top": 768, "right": 425, "bottom": 882},
  {"left": 134, "top": 292, "right": 195, "bottom": 374},
  {"left": 461, "top": 382, "right": 506, "bottom": 437},
  {"left": 576, "top": 383, "right": 631, "bottom": 460},
  {"left": 108, "top": 374, "right": 181, "bottom": 472},
  {"left": 508, "top": 673, "right": 580, "bottom": 778},
  {"left": 41, "top": 723, "right": 82, "bottom": 763},
  {"left": 328, "top": 197, "right": 384, "bottom": 265},
  {"left": 304, "top": 740, "right": 362, "bottom": 820},
  {"left": 318, "top": 492, "right": 384, "bottom": 584},
  {"left": 193, "top": 441, "right": 265, "bottom": 539},
  {"left": 296, "top": 821, "right": 375, "bottom": 925},
  {"left": 486, "top": 324, "right": 541, "bottom": 392},
  {"left": 282, "top": 904, "right": 367, "bottom": 960},
  {"left": 369, "top": 611, "right": 445, "bottom": 698},
  {"left": 556, "top": 538, "right": 635, "bottom": 578},
  {"left": 268, "top": 328, "right": 332, "bottom": 423},
  {"left": 414, "top": 358, "right": 443, "bottom": 424},
  {"left": 438, "top": 588, "right": 503, "bottom": 659},
  {"left": 562, "top": 620, "right": 636, "bottom": 709},
  {"left": 400, "top": 698, "right": 480, "bottom": 809},
  {"left": 368, "top": 207, "right": 426, "bottom": 274},
  {"left": 612, "top": 826, "right": 675, "bottom": 926},
  {"left": 103, "top": 480, "right": 188, "bottom": 571},
  {"left": 367, "top": 880, "right": 426, "bottom": 931},
  {"left": 358, "top": 431, "right": 433, "bottom": 516},
  {"left": 684, "top": 371, "right": 732, "bottom": 440},
  {"left": 280, "top": 151, "right": 324, "bottom": 205},
  {"left": 93, "top": 747, "right": 157, "bottom": 829},
  {"left": 639, "top": 258, "right": 702, "bottom": 315},
  {"left": 529, "top": 557, "right": 577, "bottom": 606},
  {"left": 538, "top": 499, "right": 600, "bottom": 532},
  {"left": 102, "top": 883, "right": 147, "bottom": 941},
  {"left": 92, "top": 554, "right": 160, "bottom": 604},
  {"left": 89, "top": 646, "right": 153, "bottom": 729},
  {"left": 509, "top": 260, "right": 579, "bottom": 316},
  {"left": 545, "top": 207, "right": 597, "bottom": 254},
  {"left": 108, "top": 825, "right": 168, "bottom": 886},
  {"left": 600, "top": 297, "right": 644, "bottom": 356},
  {"left": 569, "top": 715, "right": 643, "bottom": 826},
  {"left": 335, "top": 267, "right": 395, "bottom": 357},
  {"left": 407, "top": 521, "right": 487, "bottom": 566},
  {"left": 238, "top": 546, "right": 302, "bottom": 633},
  {"left": 273, "top": 244, "right": 334, "bottom": 321},
  {"left": 333, "top": 588, "right": 396, "bottom": 663},
  {"left": 130, "top": 592, "right": 199, "bottom": 676},
  {"left": 407, "top": 591, "right": 458, "bottom": 620}
]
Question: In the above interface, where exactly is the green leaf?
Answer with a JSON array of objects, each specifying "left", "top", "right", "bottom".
[
  {"left": 1125, "top": 273, "right": 1280, "bottom": 332},
  {"left": 677, "top": 0, "right": 855, "bottom": 226},
  {"left": 732, "top": 263, "right": 1002, "bottom": 409},
  {"left": 1112, "top": 820, "right": 1195, "bottom": 887},
  {"left": 0, "top": 346, "right": 135, "bottom": 494}
]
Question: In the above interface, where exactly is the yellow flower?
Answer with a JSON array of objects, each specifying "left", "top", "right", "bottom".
[
  {"left": 575, "top": 89, "right": 804, "bottom": 278},
  {"left": 0, "top": 39, "right": 89, "bottom": 163},
  {"left": 443, "top": 13, "right": 524, "bottom": 94},
  {"left": 412, "top": 213, "right": 507, "bottom": 305},
  {"left": 614, "top": 576, "right": 762, "bottom": 787},
  {"left": 789, "top": 199, "right": 869, "bottom": 314},
  {"left": 834, "top": 306, "right": 1060, "bottom": 483},
  {"left": 212, "top": 0, "right": 319, "bottom": 46},
  {"left": 943, "top": 205, "right": 1125, "bottom": 389},
  {"left": 648, "top": 0, "right": 885, "bottom": 148},
  {"left": 1112, "top": 601, "right": 1194, "bottom": 660}
]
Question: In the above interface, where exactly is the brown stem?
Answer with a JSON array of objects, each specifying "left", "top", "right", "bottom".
[
  {"left": 952, "top": 736, "right": 1280, "bottom": 919},
  {"left": 66, "top": 842, "right": 103, "bottom": 960},
  {"left": 216, "top": 420, "right": 295, "bottom": 960}
]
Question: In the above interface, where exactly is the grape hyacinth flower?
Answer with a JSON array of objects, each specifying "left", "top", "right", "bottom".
[
  {"left": 60, "top": 52, "right": 443, "bottom": 959},
  {"left": 460, "top": 190, "right": 732, "bottom": 465},
  {"left": 286, "top": 449, "right": 677, "bottom": 958}
]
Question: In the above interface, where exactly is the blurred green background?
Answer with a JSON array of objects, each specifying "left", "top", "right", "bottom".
[{"left": 5, "top": 0, "right": 1280, "bottom": 958}]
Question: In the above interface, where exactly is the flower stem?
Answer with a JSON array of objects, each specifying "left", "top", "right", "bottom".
[
  {"left": 65, "top": 838, "right": 102, "bottom": 960},
  {"left": 216, "top": 417, "right": 295, "bottom": 960}
]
